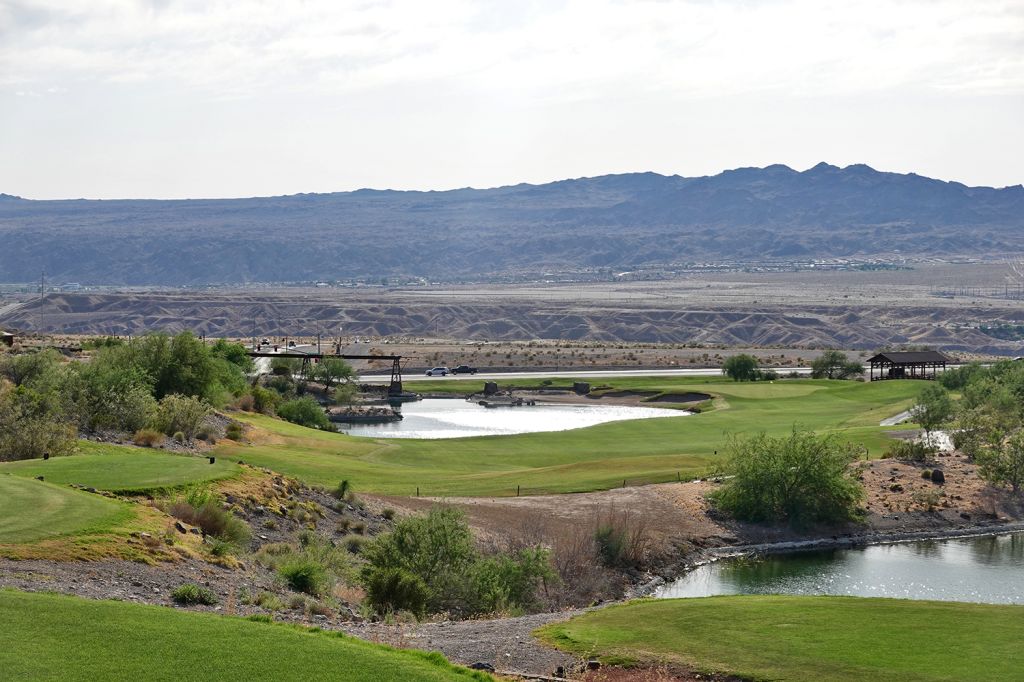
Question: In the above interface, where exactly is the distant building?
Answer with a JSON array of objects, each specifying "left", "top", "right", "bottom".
[
  {"left": 1, "top": 331, "right": 14, "bottom": 347},
  {"left": 867, "top": 351, "right": 949, "bottom": 381}
]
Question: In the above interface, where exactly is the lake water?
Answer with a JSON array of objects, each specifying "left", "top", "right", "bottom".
[
  {"left": 339, "top": 398, "right": 688, "bottom": 439},
  {"left": 657, "top": 532, "right": 1024, "bottom": 604}
]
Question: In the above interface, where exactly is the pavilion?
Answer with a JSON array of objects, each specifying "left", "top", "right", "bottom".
[{"left": 866, "top": 350, "right": 950, "bottom": 381}]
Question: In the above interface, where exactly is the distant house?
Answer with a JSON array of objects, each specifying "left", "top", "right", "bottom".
[
  {"left": 1, "top": 331, "right": 14, "bottom": 347},
  {"left": 867, "top": 351, "right": 949, "bottom": 381}
]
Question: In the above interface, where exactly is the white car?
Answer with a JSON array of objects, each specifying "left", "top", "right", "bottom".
[{"left": 425, "top": 367, "right": 450, "bottom": 376}]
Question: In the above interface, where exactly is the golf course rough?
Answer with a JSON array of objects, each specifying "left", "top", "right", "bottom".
[
  {"left": 0, "top": 475, "right": 131, "bottom": 544},
  {"left": 0, "top": 589, "right": 492, "bottom": 681}
]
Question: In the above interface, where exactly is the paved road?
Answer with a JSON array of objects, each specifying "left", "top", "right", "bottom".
[{"left": 361, "top": 366, "right": 815, "bottom": 383}]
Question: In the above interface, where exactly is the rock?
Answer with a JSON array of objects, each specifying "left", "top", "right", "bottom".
[
  {"left": 931, "top": 469, "right": 945, "bottom": 484},
  {"left": 960, "top": 512, "right": 971, "bottom": 520},
  {"left": 554, "top": 666, "right": 565, "bottom": 678},
  {"left": 587, "top": 660, "right": 601, "bottom": 671},
  {"left": 35, "top": 475, "right": 44, "bottom": 481},
  {"left": 174, "top": 521, "right": 187, "bottom": 534},
  {"left": 469, "top": 663, "right": 495, "bottom": 672},
  {"left": 85, "top": 487, "right": 97, "bottom": 494}
]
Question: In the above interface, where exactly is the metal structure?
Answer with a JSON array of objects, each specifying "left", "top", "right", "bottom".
[
  {"left": 247, "top": 346, "right": 406, "bottom": 395},
  {"left": 866, "top": 351, "right": 949, "bottom": 381}
]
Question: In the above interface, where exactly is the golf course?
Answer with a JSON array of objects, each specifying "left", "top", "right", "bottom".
[
  {"left": 537, "top": 595, "right": 1024, "bottom": 681},
  {"left": 0, "top": 590, "right": 489, "bottom": 681},
  {"left": 0, "top": 475, "right": 131, "bottom": 544},
  {"left": 1, "top": 442, "right": 240, "bottom": 494},
  {"left": 214, "top": 377, "right": 923, "bottom": 496}
]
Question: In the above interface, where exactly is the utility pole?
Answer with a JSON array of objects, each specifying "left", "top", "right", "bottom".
[{"left": 38, "top": 271, "right": 45, "bottom": 332}]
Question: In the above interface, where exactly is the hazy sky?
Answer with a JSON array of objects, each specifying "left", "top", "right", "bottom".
[{"left": 2, "top": 0, "right": 1022, "bottom": 199}]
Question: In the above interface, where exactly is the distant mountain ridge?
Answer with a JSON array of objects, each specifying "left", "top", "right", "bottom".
[{"left": 1, "top": 164, "right": 1021, "bottom": 285}]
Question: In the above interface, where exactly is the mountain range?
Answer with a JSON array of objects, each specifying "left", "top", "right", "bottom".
[{"left": 1, "top": 163, "right": 1021, "bottom": 285}]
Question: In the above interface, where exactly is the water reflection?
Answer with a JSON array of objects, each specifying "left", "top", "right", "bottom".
[
  {"left": 339, "top": 398, "right": 688, "bottom": 439},
  {"left": 658, "top": 532, "right": 1024, "bottom": 604}
]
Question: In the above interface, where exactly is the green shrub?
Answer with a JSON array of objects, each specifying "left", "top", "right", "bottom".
[
  {"left": 343, "top": 534, "right": 367, "bottom": 554},
  {"left": 364, "top": 567, "right": 429, "bottom": 617},
  {"left": 594, "top": 524, "right": 626, "bottom": 567},
  {"left": 225, "top": 422, "right": 244, "bottom": 441},
  {"left": 171, "top": 583, "right": 218, "bottom": 606},
  {"left": 150, "top": 394, "right": 211, "bottom": 439},
  {"left": 381, "top": 507, "right": 396, "bottom": 521},
  {"left": 710, "top": 430, "right": 865, "bottom": 527},
  {"left": 332, "top": 480, "right": 352, "bottom": 500},
  {"left": 173, "top": 430, "right": 185, "bottom": 444},
  {"left": 250, "top": 386, "right": 280, "bottom": 414},
  {"left": 277, "top": 397, "right": 330, "bottom": 430},
  {"left": 167, "top": 493, "right": 251, "bottom": 552},
  {"left": 279, "top": 560, "right": 329, "bottom": 596}
]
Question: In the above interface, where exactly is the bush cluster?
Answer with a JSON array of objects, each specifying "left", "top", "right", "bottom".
[
  {"left": 360, "top": 506, "right": 555, "bottom": 617},
  {"left": 710, "top": 430, "right": 865, "bottom": 527},
  {"left": 171, "top": 583, "right": 218, "bottom": 605}
]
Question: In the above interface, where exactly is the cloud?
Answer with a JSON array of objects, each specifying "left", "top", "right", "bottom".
[{"left": 2, "top": 0, "right": 1022, "bottom": 99}]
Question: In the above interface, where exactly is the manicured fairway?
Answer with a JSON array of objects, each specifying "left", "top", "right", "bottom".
[
  {"left": 0, "top": 476, "right": 130, "bottom": 543},
  {"left": 0, "top": 590, "right": 489, "bottom": 682},
  {"left": 1, "top": 445, "right": 240, "bottom": 493},
  {"left": 216, "top": 378, "right": 921, "bottom": 496},
  {"left": 537, "top": 595, "right": 1024, "bottom": 682}
]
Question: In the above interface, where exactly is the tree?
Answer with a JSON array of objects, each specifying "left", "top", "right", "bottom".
[
  {"left": 977, "top": 431, "right": 1024, "bottom": 494},
  {"left": 911, "top": 384, "right": 954, "bottom": 447},
  {"left": 811, "top": 350, "right": 863, "bottom": 379},
  {"left": 721, "top": 354, "right": 759, "bottom": 382},
  {"left": 313, "top": 358, "right": 354, "bottom": 390},
  {"left": 709, "top": 430, "right": 865, "bottom": 527}
]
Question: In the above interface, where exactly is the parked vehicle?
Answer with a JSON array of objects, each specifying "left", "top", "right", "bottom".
[
  {"left": 425, "top": 367, "right": 450, "bottom": 376},
  {"left": 450, "top": 364, "right": 478, "bottom": 375}
]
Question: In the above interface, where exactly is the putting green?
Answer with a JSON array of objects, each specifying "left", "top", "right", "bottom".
[
  {"left": 216, "top": 377, "right": 922, "bottom": 496},
  {"left": 537, "top": 595, "right": 1024, "bottom": 682},
  {"left": 0, "top": 476, "right": 130, "bottom": 544},
  {"left": 0, "top": 590, "right": 489, "bottom": 681},
  {"left": 1, "top": 445, "right": 240, "bottom": 494}
]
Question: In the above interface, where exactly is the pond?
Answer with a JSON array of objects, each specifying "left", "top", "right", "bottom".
[
  {"left": 338, "top": 398, "right": 688, "bottom": 439},
  {"left": 657, "top": 532, "right": 1024, "bottom": 605}
]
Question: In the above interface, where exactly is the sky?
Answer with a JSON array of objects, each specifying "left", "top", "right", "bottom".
[{"left": 1, "top": 0, "right": 1023, "bottom": 199}]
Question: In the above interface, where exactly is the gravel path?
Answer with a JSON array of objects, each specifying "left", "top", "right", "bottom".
[{"left": 339, "top": 610, "right": 584, "bottom": 678}]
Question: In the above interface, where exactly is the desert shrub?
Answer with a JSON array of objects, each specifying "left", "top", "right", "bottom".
[
  {"left": 250, "top": 385, "right": 280, "bottom": 414},
  {"left": 150, "top": 394, "right": 211, "bottom": 439},
  {"left": 977, "top": 430, "right": 1024, "bottom": 494},
  {"left": 343, "top": 534, "right": 367, "bottom": 554},
  {"left": 884, "top": 439, "right": 936, "bottom": 462},
  {"left": 279, "top": 560, "right": 329, "bottom": 596},
  {"left": 225, "top": 422, "right": 244, "bottom": 441},
  {"left": 133, "top": 428, "right": 164, "bottom": 447},
  {"left": 234, "top": 394, "right": 256, "bottom": 412},
  {"left": 469, "top": 548, "right": 554, "bottom": 614},
  {"left": 912, "top": 488, "right": 942, "bottom": 511},
  {"left": 253, "top": 591, "right": 285, "bottom": 611},
  {"left": 266, "top": 375, "right": 295, "bottom": 396},
  {"left": 332, "top": 479, "right": 352, "bottom": 500},
  {"left": 364, "top": 567, "right": 429, "bottom": 616},
  {"left": 381, "top": 507, "right": 396, "bottom": 521},
  {"left": 173, "top": 430, "right": 185, "bottom": 444},
  {"left": 167, "top": 492, "right": 251, "bottom": 551},
  {"left": 710, "top": 430, "right": 865, "bottom": 527},
  {"left": 361, "top": 506, "right": 553, "bottom": 617},
  {"left": 277, "top": 397, "right": 330, "bottom": 430},
  {"left": 171, "top": 583, "right": 218, "bottom": 606}
]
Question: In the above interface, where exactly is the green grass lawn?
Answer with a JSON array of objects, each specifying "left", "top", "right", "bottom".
[
  {"left": 537, "top": 595, "right": 1024, "bottom": 682},
  {"left": 1, "top": 443, "right": 241, "bottom": 494},
  {"left": 216, "top": 378, "right": 922, "bottom": 496},
  {"left": 0, "top": 590, "right": 489, "bottom": 682},
  {"left": 0, "top": 476, "right": 131, "bottom": 543}
]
